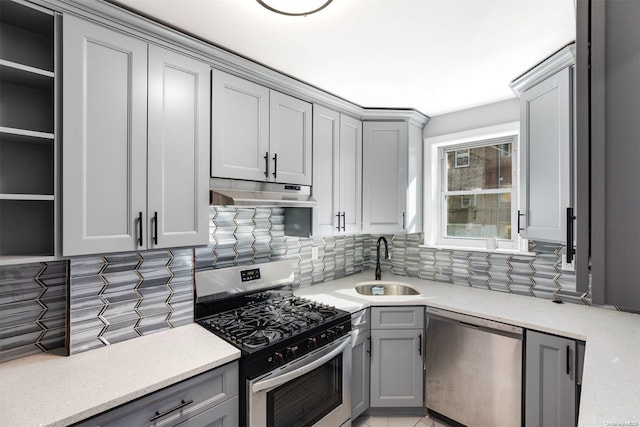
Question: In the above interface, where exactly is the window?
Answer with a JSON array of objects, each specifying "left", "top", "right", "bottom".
[{"left": 424, "top": 122, "right": 524, "bottom": 251}]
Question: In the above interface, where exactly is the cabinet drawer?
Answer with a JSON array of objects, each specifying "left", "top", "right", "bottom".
[
  {"left": 75, "top": 362, "right": 238, "bottom": 427},
  {"left": 371, "top": 306, "right": 424, "bottom": 329}
]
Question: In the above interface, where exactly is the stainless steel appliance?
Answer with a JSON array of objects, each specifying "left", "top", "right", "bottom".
[
  {"left": 425, "top": 307, "right": 523, "bottom": 427},
  {"left": 195, "top": 260, "right": 352, "bottom": 427}
]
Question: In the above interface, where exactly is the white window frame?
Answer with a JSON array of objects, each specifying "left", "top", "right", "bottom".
[{"left": 423, "top": 122, "right": 528, "bottom": 252}]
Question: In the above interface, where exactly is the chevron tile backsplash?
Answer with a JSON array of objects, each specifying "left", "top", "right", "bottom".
[
  {"left": 0, "top": 261, "right": 67, "bottom": 362},
  {"left": 372, "top": 233, "right": 590, "bottom": 305},
  {"left": 0, "top": 207, "right": 595, "bottom": 362},
  {"left": 68, "top": 249, "right": 194, "bottom": 355}
]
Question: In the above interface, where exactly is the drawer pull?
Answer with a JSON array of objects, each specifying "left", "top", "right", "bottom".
[{"left": 149, "top": 399, "right": 193, "bottom": 422}]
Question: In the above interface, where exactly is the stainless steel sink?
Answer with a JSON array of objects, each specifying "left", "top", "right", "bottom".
[{"left": 354, "top": 281, "right": 420, "bottom": 296}]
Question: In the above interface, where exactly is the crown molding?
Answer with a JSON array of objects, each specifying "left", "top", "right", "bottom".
[
  {"left": 510, "top": 42, "right": 576, "bottom": 97},
  {"left": 37, "top": 0, "right": 429, "bottom": 125}
]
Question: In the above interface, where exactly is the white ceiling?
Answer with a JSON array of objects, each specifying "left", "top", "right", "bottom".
[{"left": 110, "top": 0, "right": 576, "bottom": 117}]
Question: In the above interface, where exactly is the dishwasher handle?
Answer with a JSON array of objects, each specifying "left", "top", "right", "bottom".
[{"left": 426, "top": 307, "right": 523, "bottom": 339}]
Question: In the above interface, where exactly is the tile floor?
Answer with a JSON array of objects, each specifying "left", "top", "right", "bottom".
[{"left": 352, "top": 414, "right": 451, "bottom": 427}]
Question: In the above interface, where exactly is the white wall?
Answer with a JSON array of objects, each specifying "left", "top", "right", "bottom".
[{"left": 423, "top": 98, "right": 519, "bottom": 138}]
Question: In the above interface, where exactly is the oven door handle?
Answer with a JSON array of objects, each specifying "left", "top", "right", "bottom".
[{"left": 251, "top": 335, "right": 351, "bottom": 394}]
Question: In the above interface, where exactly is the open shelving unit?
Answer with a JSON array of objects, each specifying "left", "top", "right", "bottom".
[{"left": 0, "top": 0, "right": 57, "bottom": 265}]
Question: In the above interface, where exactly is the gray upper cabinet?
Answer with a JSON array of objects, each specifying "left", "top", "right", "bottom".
[
  {"left": 269, "top": 90, "right": 312, "bottom": 185},
  {"left": 525, "top": 330, "right": 579, "bottom": 427},
  {"left": 518, "top": 66, "right": 572, "bottom": 243},
  {"left": 146, "top": 45, "right": 210, "bottom": 249},
  {"left": 211, "top": 69, "right": 270, "bottom": 182},
  {"left": 63, "top": 15, "right": 209, "bottom": 256},
  {"left": 579, "top": 0, "right": 640, "bottom": 310},
  {"left": 211, "top": 70, "right": 312, "bottom": 186},
  {"left": 362, "top": 121, "right": 423, "bottom": 234},
  {"left": 313, "top": 105, "right": 362, "bottom": 236}
]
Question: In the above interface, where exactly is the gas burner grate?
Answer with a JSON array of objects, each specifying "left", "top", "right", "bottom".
[{"left": 199, "top": 295, "right": 344, "bottom": 351}]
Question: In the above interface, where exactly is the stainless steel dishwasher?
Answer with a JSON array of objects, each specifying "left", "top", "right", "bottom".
[{"left": 425, "top": 307, "right": 523, "bottom": 427}]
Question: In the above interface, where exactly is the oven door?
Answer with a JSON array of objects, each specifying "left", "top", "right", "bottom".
[{"left": 247, "top": 334, "right": 352, "bottom": 427}]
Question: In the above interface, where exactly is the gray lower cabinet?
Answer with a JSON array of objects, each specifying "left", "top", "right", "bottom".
[
  {"left": 351, "top": 309, "right": 370, "bottom": 420},
  {"left": 525, "top": 330, "right": 583, "bottom": 427},
  {"left": 370, "top": 306, "right": 424, "bottom": 407},
  {"left": 75, "top": 362, "right": 238, "bottom": 427}
]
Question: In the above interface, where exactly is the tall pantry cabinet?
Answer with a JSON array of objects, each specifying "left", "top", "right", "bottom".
[
  {"left": 0, "top": 0, "right": 57, "bottom": 264},
  {"left": 62, "top": 15, "right": 210, "bottom": 256},
  {"left": 577, "top": 0, "right": 640, "bottom": 310}
]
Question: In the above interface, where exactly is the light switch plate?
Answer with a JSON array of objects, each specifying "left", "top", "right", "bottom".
[{"left": 561, "top": 254, "right": 575, "bottom": 272}]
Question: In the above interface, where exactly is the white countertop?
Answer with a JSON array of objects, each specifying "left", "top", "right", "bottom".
[
  {"left": 294, "top": 272, "right": 640, "bottom": 427},
  {"left": 0, "top": 324, "right": 240, "bottom": 427}
]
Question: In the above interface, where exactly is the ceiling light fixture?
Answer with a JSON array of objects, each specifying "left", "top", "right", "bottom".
[{"left": 256, "top": 0, "right": 333, "bottom": 17}]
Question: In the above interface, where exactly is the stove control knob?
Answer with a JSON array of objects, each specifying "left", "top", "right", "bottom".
[
  {"left": 286, "top": 346, "right": 297, "bottom": 359},
  {"left": 327, "top": 329, "right": 337, "bottom": 338},
  {"left": 274, "top": 352, "right": 284, "bottom": 365},
  {"left": 307, "top": 338, "right": 317, "bottom": 350}
]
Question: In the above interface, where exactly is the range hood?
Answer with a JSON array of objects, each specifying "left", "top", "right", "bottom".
[{"left": 209, "top": 178, "right": 317, "bottom": 208}]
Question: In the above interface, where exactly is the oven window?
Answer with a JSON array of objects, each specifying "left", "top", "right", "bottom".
[{"left": 267, "top": 354, "right": 343, "bottom": 427}]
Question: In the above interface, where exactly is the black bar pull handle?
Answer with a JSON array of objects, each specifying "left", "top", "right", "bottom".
[
  {"left": 336, "top": 212, "right": 341, "bottom": 231},
  {"left": 402, "top": 211, "right": 406, "bottom": 230},
  {"left": 341, "top": 212, "right": 346, "bottom": 231},
  {"left": 153, "top": 212, "right": 158, "bottom": 245},
  {"left": 367, "top": 336, "right": 371, "bottom": 355},
  {"left": 566, "top": 207, "right": 576, "bottom": 264},
  {"left": 137, "top": 212, "right": 143, "bottom": 247},
  {"left": 566, "top": 345, "right": 571, "bottom": 375},
  {"left": 264, "top": 152, "right": 269, "bottom": 178},
  {"left": 418, "top": 333, "right": 422, "bottom": 356},
  {"left": 149, "top": 399, "right": 194, "bottom": 422},
  {"left": 272, "top": 153, "right": 278, "bottom": 179},
  {"left": 517, "top": 210, "right": 525, "bottom": 233}
]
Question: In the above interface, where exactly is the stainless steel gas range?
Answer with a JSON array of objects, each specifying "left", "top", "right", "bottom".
[{"left": 194, "top": 260, "right": 352, "bottom": 427}]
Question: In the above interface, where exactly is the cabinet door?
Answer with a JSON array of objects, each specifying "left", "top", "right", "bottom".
[
  {"left": 269, "top": 90, "right": 312, "bottom": 185},
  {"left": 147, "top": 45, "right": 210, "bottom": 248},
  {"left": 370, "top": 329, "right": 423, "bottom": 407},
  {"left": 351, "top": 329, "right": 370, "bottom": 420},
  {"left": 211, "top": 70, "right": 269, "bottom": 182},
  {"left": 519, "top": 67, "right": 572, "bottom": 242},
  {"left": 362, "top": 121, "right": 407, "bottom": 233},
  {"left": 525, "top": 330, "right": 576, "bottom": 427},
  {"left": 339, "top": 115, "right": 362, "bottom": 234},
  {"left": 62, "top": 15, "right": 147, "bottom": 256},
  {"left": 312, "top": 105, "right": 340, "bottom": 236}
]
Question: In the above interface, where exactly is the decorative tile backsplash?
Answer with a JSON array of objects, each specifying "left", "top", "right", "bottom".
[
  {"left": 0, "top": 261, "right": 67, "bottom": 362},
  {"left": 372, "top": 233, "right": 590, "bottom": 305},
  {"left": 195, "top": 207, "right": 370, "bottom": 287},
  {"left": 0, "top": 207, "right": 596, "bottom": 362},
  {"left": 68, "top": 249, "right": 194, "bottom": 355}
]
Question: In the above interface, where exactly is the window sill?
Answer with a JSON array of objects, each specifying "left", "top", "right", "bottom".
[{"left": 418, "top": 244, "right": 536, "bottom": 256}]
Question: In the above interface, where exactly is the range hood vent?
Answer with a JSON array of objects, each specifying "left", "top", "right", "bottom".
[{"left": 209, "top": 178, "right": 317, "bottom": 208}]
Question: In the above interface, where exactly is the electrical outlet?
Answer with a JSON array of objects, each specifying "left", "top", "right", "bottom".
[
  {"left": 561, "top": 254, "right": 575, "bottom": 272},
  {"left": 311, "top": 247, "right": 319, "bottom": 260}
]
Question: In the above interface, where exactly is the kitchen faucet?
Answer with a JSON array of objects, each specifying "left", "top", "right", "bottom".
[{"left": 375, "top": 236, "right": 390, "bottom": 280}]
